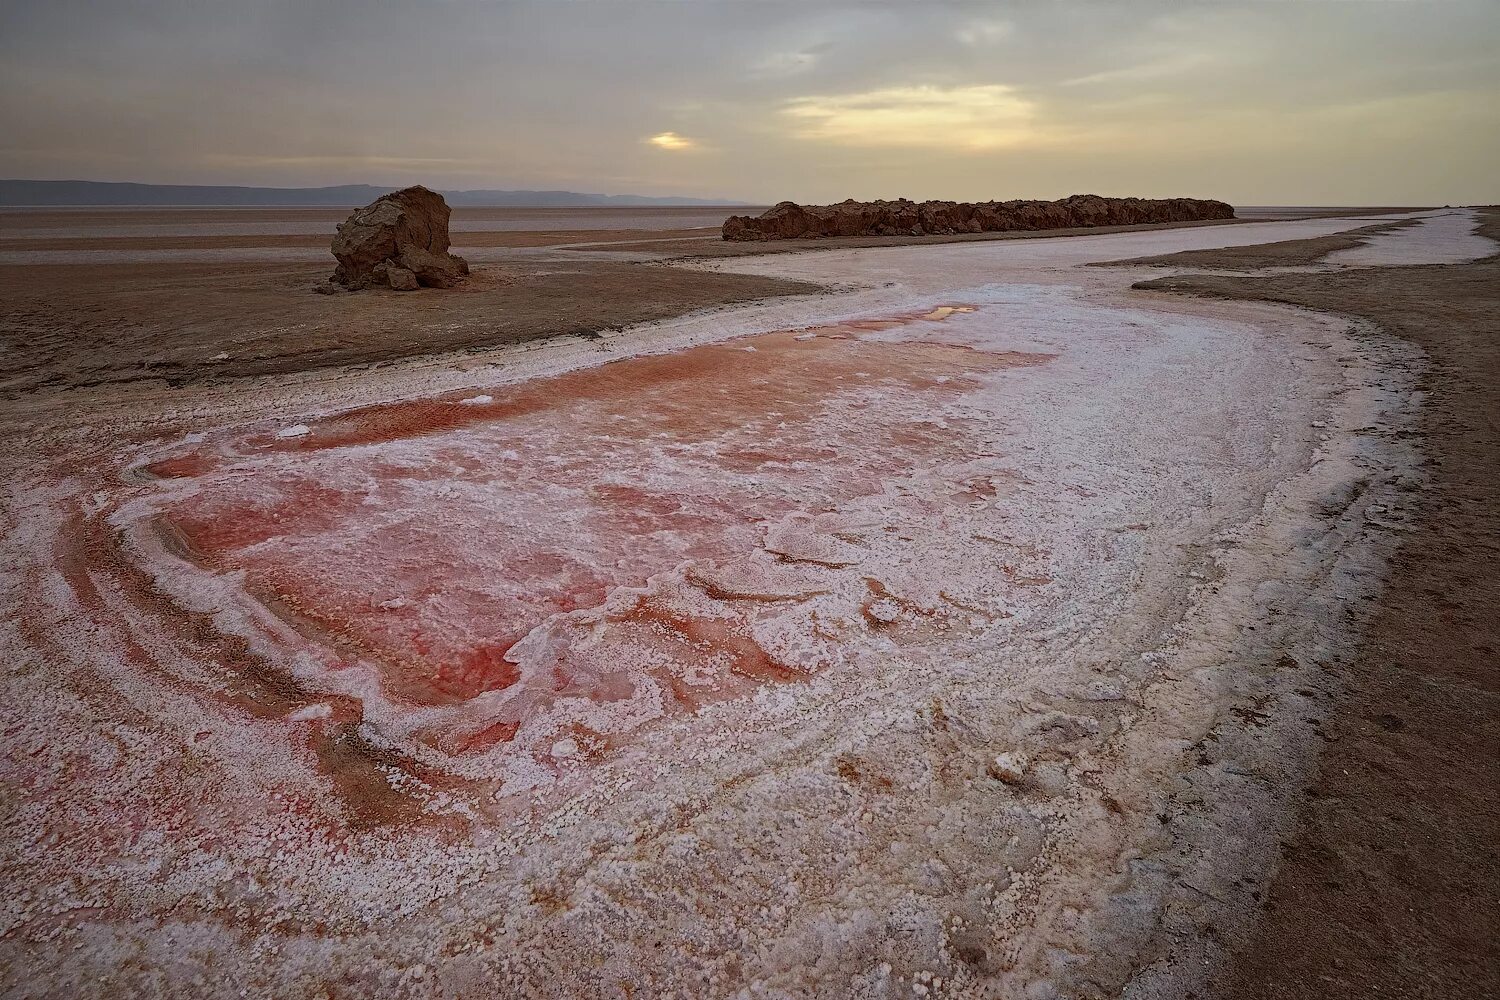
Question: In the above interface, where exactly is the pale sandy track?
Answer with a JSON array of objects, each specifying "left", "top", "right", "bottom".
[{"left": 0, "top": 212, "right": 1461, "bottom": 998}]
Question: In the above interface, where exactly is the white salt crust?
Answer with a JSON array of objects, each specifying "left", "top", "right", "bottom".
[
  {"left": 1326, "top": 207, "right": 1495, "bottom": 267},
  {"left": 0, "top": 213, "right": 1431, "bottom": 998}
]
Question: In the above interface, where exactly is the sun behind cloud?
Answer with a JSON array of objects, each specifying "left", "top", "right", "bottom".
[{"left": 647, "top": 131, "right": 697, "bottom": 151}]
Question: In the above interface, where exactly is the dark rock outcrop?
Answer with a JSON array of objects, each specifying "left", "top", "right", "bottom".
[
  {"left": 722, "top": 194, "right": 1235, "bottom": 241},
  {"left": 329, "top": 186, "right": 470, "bottom": 290}
]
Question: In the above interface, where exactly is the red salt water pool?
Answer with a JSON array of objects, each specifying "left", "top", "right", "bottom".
[{"left": 144, "top": 310, "right": 1048, "bottom": 760}]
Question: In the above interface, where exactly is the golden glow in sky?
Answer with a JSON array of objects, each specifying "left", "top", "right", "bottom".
[{"left": 647, "top": 131, "right": 697, "bottom": 151}]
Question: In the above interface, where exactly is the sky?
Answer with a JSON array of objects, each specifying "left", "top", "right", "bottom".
[{"left": 1, "top": 0, "right": 1496, "bottom": 205}]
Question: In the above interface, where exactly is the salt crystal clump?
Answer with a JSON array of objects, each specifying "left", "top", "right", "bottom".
[{"left": 992, "top": 752, "right": 1028, "bottom": 785}]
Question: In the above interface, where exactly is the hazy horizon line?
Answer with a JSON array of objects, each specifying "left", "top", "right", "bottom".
[{"left": 0, "top": 178, "right": 1472, "bottom": 211}]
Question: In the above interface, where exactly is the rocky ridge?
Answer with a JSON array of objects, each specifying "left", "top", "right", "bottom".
[{"left": 722, "top": 194, "right": 1235, "bottom": 241}]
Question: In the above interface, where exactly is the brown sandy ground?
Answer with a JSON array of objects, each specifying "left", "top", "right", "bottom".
[
  {"left": 1231, "top": 207, "right": 1436, "bottom": 221},
  {"left": 0, "top": 260, "right": 819, "bottom": 394},
  {"left": 0, "top": 227, "right": 717, "bottom": 253},
  {"left": 6, "top": 211, "right": 1408, "bottom": 398},
  {"left": 576, "top": 217, "right": 1255, "bottom": 257},
  {"left": 0, "top": 207, "right": 1426, "bottom": 256},
  {"left": 0, "top": 216, "right": 1294, "bottom": 259},
  {"left": 1133, "top": 208, "right": 1500, "bottom": 998},
  {"left": 0, "top": 205, "right": 757, "bottom": 231},
  {"left": 579, "top": 208, "right": 1435, "bottom": 258},
  {"left": 1092, "top": 218, "right": 1421, "bottom": 270}
]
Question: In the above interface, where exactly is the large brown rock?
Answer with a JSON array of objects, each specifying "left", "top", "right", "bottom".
[
  {"left": 722, "top": 194, "right": 1235, "bottom": 241},
  {"left": 329, "top": 186, "right": 470, "bottom": 290}
]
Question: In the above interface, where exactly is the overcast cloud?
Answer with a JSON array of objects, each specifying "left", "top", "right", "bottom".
[{"left": 0, "top": 0, "right": 1495, "bottom": 203}]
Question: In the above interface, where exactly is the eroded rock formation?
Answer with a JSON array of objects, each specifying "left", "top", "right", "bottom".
[
  {"left": 329, "top": 185, "right": 470, "bottom": 290},
  {"left": 722, "top": 194, "right": 1235, "bottom": 241}
]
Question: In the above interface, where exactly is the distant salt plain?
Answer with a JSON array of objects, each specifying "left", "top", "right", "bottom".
[{"left": 6, "top": 209, "right": 1487, "bottom": 997}]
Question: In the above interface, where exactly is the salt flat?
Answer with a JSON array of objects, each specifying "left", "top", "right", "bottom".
[{"left": 2, "top": 211, "right": 1476, "bottom": 997}]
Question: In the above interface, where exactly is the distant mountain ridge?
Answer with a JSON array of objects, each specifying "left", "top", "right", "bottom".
[{"left": 0, "top": 179, "right": 748, "bottom": 208}]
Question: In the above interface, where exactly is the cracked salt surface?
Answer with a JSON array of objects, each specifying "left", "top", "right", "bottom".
[{"left": 1, "top": 215, "right": 1426, "bottom": 998}]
